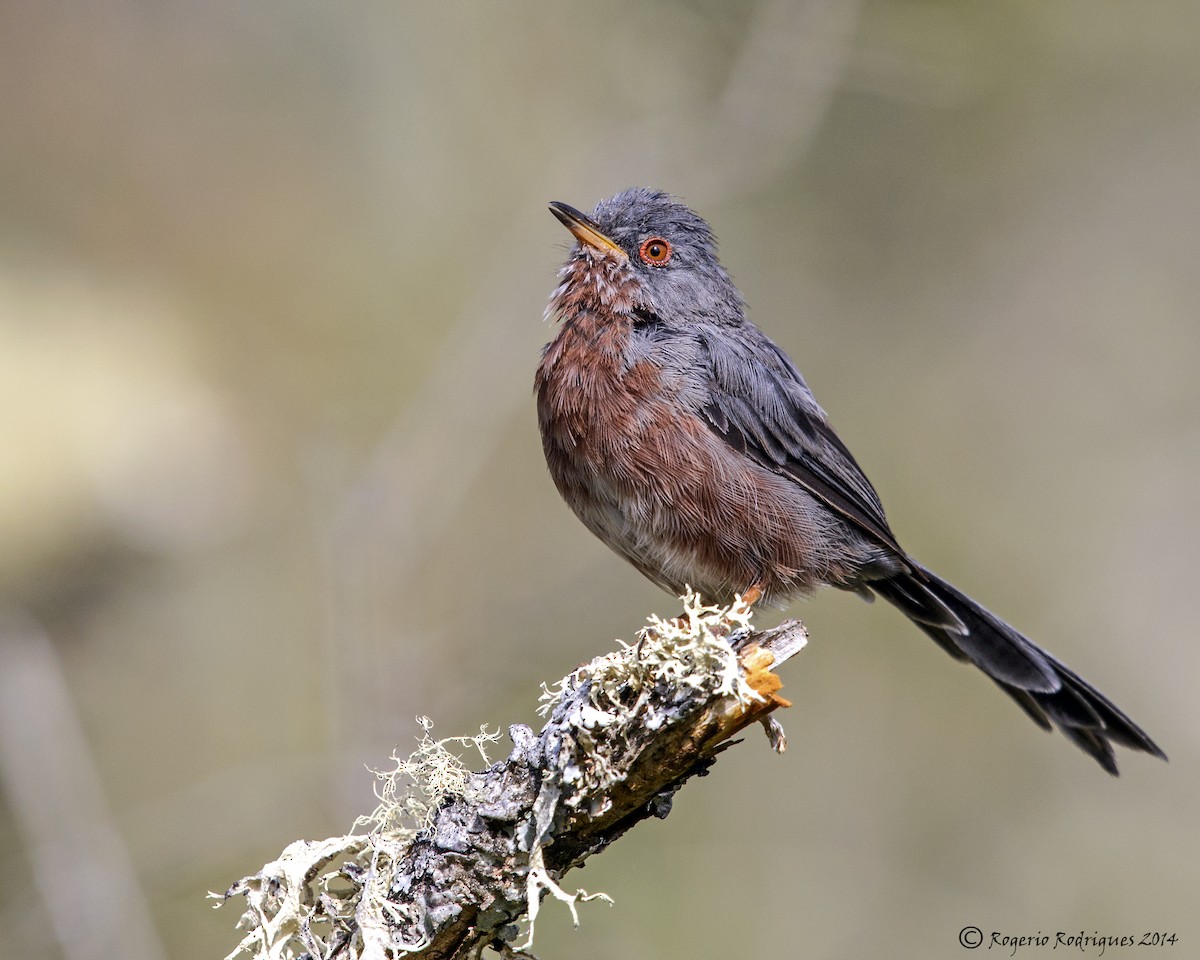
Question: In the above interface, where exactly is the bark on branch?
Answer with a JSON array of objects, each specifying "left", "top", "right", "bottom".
[{"left": 218, "top": 594, "right": 806, "bottom": 960}]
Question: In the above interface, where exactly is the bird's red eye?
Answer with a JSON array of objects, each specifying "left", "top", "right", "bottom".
[{"left": 638, "top": 237, "right": 672, "bottom": 266}]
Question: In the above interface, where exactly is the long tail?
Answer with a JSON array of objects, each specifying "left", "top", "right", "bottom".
[{"left": 871, "top": 564, "right": 1166, "bottom": 775}]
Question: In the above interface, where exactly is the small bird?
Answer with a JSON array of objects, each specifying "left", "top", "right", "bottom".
[{"left": 536, "top": 187, "right": 1165, "bottom": 775}]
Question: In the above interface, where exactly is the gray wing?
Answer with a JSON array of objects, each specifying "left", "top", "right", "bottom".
[
  {"left": 697, "top": 321, "right": 901, "bottom": 554},
  {"left": 695, "top": 320, "right": 972, "bottom": 633},
  {"left": 693, "top": 323, "right": 1167, "bottom": 771}
]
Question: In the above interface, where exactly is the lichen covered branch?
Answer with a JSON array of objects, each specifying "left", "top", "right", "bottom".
[{"left": 218, "top": 593, "right": 806, "bottom": 960}]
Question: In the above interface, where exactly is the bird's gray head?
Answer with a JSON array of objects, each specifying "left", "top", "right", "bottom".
[{"left": 549, "top": 188, "right": 745, "bottom": 324}]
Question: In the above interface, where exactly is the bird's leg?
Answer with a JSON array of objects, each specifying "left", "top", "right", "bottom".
[{"left": 739, "top": 582, "right": 765, "bottom": 607}]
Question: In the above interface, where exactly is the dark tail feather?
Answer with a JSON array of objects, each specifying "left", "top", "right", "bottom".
[{"left": 872, "top": 565, "right": 1166, "bottom": 775}]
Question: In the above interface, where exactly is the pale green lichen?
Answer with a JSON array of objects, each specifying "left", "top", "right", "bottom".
[
  {"left": 218, "top": 593, "right": 770, "bottom": 960},
  {"left": 216, "top": 719, "right": 502, "bottom": 960},
  {"left": 535, "top": 589, "right": 763, "bottom": 813},
  {"left": 518, "top": 841, "right": 613, "bottom": 952},
  {"left": 359, "top": 716, "right": 502, "bottom": 836},
  {"left": 538, "top": 588, "right": 761, "bottom": 722}
]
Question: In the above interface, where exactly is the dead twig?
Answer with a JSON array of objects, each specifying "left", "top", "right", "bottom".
[{"left": 218, "top": 593, "right": 806, "bottom": 960}]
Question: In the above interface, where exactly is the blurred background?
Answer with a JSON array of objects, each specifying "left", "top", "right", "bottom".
[{"left": 1, "top": 1, "right": 1197, "bottom": 958}]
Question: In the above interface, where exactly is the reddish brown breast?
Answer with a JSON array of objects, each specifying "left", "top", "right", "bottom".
[
  {"left": 538, "top": 271, "right": 757, "bottom": 599},
  {"left": 535, "top": 294, "right": 649, "bottom": 497},
  {"left": 535, "top": 252, "right": 854, "bottom": 603},
  {"left": 536, "top": 251, "right": 647, "bottom": 473}
]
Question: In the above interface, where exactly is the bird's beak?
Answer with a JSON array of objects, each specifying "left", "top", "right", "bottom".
[{"left": 548, "top": 201, "right": 628, "bottom": 261}]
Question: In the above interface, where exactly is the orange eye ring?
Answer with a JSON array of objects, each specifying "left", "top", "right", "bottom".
[{"left": 638, "top": 236, "right": 673, "bottom": 266}]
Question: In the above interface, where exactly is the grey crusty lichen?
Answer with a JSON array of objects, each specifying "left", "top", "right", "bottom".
[{"left": 217, "top": 592, "right": 806, "bottom": 960}]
